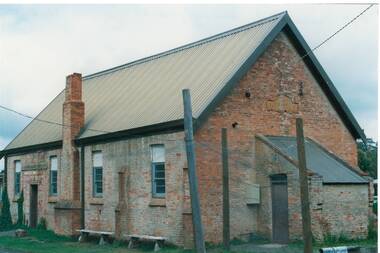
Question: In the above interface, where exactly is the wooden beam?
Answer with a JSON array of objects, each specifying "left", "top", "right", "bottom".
[
  {"left": 222, "top": 128, "right": 230, "bottom": 250},
  {"left": 296, "top": 118, "right": 313, "bottom": 253},
  {"left": 182, "top": 89, "right": 206, "bottom": 253}
]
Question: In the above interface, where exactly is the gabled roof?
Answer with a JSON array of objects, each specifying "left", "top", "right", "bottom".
[
  {"left": 265, "top": 136, "right": 367, "bottom": 184},
  {"left": 1, "top": 11, "right": 365, "bottom": 155}
]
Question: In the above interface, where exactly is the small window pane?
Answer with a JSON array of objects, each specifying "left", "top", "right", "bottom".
[
  {"left": 151, "top": 145, "right": 165, "bottom": 163},
  {"left": 15, "top": 173, "right": 20, "bottom": 194},
  {"left": 93, "top": 152, "right": 103, "bottom": 167},
  {"left": 15, "top": 161, "right": 21, "bottom": 173},
  {"left": 155, "top": 170, "right": 165, "bottom": 178},
  {"left": 51, "top": 170, "right": 58, "bottom": 195},
  {"left": 156, "top": 186, "right": 165, "bottom": 193},
  {"left": 95, "top": 168, "right": 102, "bottom": 181},
  {"left": 50, "top": 157, "right": 58, "bottom": 171},
  {"left": 96, "top": 183, "right": 103, "bottom": 193},
  {"left": 93, "top": 164, "right": 103, "bottom": 196}
]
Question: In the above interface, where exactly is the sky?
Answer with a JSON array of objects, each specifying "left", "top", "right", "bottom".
[{"left": 0, "top": 4, "right": 378, "bottom": 170}]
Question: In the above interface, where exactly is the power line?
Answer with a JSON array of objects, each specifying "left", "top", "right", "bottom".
[
  {"left": 0, "top": 5, "right": 374, "bottom": 139},
  {"left": 299, "top": 3, "right": 375, "bottom": 61},
  {"left": 0, "top": 104, "right": 181, "bottom": 141},
  {"left": 0, "top": 104, "right": 110, "bottom": 134}
]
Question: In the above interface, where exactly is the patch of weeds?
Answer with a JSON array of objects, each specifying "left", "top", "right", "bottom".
[
  {"left": 230, "top": 238, "right": 245, "bottom": 246},
  {"left": 368, "top": 216, "right": 377, "bottom": 241},
  {"left": 26, "top": 228, "right": 73, "bottom": 242},
  {"left": 36, "top": 217, "right": 48, "bottom": 230}
]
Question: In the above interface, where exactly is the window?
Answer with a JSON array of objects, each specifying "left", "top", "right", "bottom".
[
  {"left": 151, "top": 145, "right": 165, "bottom": 198},
  {"left": 14, "top": 161, "right": 21, "bottom": 195},
  {"left": 50, "top": 156, "right": 58, "bottom": 195},
  {"left": 92, "top": 152, "right": 103, "bottom": 197}
]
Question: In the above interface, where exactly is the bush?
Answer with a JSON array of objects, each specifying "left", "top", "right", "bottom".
[
  {"left": 0, "top": 187, "right": 13, "bottom": 231},
  {"left": 16, "top": 191, "right": 24, "bottom": 226},
  {"left": 373, "top": 197, "right": 377, "bottom": 214},
  {"left": 368, "top": 216, "right": 377, "bottom": 240},
  {"left": 37, "top": 217, "right": 47, "bottom": 230}
]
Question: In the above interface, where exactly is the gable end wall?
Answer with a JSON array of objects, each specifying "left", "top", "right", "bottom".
[{"left": 194, "top": 31, "right": 358, "bottom": 243}]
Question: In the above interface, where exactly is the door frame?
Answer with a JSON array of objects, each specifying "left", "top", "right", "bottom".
[
  {"left": 29, "top": 184, "right": 38, "bottom": 228},
  {"left": 270, "top": 174, "right": 289, "bottom": 244}
]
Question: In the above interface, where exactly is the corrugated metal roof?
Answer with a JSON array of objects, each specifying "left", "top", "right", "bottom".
[
  {"left": 265, "top": 136, "right": 367, "bottom": 184},
  {"left": 4, "top": 12, "right": 285, "bottom": 150}
]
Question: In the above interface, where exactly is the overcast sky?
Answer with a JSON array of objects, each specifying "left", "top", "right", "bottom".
[{"left": 0, "top": 4, "right": 378, "bottom": 170}]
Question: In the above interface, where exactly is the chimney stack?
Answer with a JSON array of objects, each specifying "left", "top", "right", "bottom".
[
  {"left": 55, "top": 73, "right": 84, "bottom": 235},
  {"left": 63, "top": 73, "right": 84, "bottom": 140}
]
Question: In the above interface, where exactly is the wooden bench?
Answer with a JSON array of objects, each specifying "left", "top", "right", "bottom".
[
  {"left": 77, "top": 229, "right": 114, "bottom": 245},
  {"left": 125, "top": 234, "right": 167, "bottom": 251}
]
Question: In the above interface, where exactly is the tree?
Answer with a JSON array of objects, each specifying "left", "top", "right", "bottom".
[
  {"left": 358, "top": 139, "right": 377, "bottom": 179},
  {"left": 0, "top": 187, "right": 13, "bottom": 231},
  {"left": 17, "top": 191, "right": 24, "bottom": 226}
]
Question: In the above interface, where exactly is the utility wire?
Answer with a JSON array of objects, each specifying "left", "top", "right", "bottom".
[
  {"left": 298, "top": 3, "right": 375, "bottom": 62},
  {"left": 0, "top": 104, "right": 110, "bottom": 134},
  {"left": 0, "top": 4, "right": 375, "bottom": 139},
  {"left": 0, "top": 104, "right": 181, "bottom": 142}
]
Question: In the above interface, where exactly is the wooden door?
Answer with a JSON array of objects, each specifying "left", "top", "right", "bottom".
[
  {"left": 271, "top": 174, "right": 289, "bottom": 244},
  {"left": 30, "top": 185, "right": 38, "bottom": 228}
]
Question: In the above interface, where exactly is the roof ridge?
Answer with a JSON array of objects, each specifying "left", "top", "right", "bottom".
[{"left": 83, "top": 11, "right": 287, "bottom": 81}]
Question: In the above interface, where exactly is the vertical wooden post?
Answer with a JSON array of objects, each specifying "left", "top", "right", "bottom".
[
  {"left": 80, "top": 146, "right": 85, "bottom": 229},
  {"left": 221, "top": 128, "right": 230, "bottom": 250},
  {"left": 296, "top": 118, "right": 312, "bottom": 253},
  {"left": 182, "top": 89, "right": 206, "bottom": 253}
]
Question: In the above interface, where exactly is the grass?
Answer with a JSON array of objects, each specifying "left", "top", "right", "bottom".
[
  {"left": 0, "top": 228, "right": 377, "bottom": 253},
  {"left": 0, "top": 229, "right": 190, "bottom": 253}
]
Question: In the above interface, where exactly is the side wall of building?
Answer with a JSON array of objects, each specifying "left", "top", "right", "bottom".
[
  {"left": 82, "top": 132, "right": 187, "bottom": 245},
  {"left": 194, "top": 31, "right": 359, "bottom": 243},
  {"left": 6, "top": 149, "right": 61, "bottom": 229},
  {"left": 255, "top": 138, "right": 368, "bottom": 241},
  {"left": 322, "top": 184, "right": 369, "bottom": 239}
]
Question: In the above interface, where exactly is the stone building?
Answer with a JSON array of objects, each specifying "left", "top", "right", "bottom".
[{"left": 0, "top": 12, "right": 371, "bottom": 246}]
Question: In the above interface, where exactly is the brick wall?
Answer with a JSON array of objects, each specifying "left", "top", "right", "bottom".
[
  {"left": 255, "top": 138, "right": 368, "bottom": 241},
  {"left": 4, "top": 30, "right": 363, "bottom": 245},
  {"left": 194, "top": 31, "right": 359, "bottom": 243},
  {"left": 82, "top": 132, "right": 187, "bottom": 245},
  {"left": 322, "top": 184, "right": 368, "bottom": 239},
  {"left": 6, "top": 149, "right": 61, "bottom": 229}
]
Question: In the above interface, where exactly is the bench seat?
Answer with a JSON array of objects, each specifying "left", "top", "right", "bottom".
[
  {"left": 124, "top": 234, "right": 167, "bottom": 251},
  {"left": 77, "top": 229, "right": 114, "bottom": 245}
]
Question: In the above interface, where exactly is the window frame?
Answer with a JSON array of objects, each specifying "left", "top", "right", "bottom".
[
  {"left": 49, "top": 156, "right": 58, "bottom": 196},
  {"left": 92, "top": 151, "right": 103, "bottom": 198},
  {"left": 151, "top": 145, "right": 166, "bottom": 198},
  {"left": 14, "top": 160, "right": 21, "bottom": 196}
]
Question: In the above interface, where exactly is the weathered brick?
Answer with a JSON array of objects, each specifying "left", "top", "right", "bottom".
[{"left": 5, "top": 31, "right": 367, "bottom": 246}]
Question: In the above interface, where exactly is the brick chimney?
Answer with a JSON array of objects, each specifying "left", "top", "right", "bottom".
[
  {"left": 63, "top": 73, "right": 85, "bottom": 142},
  {"left": 55, "top": 73, "right": 84, "bottom": 235}
]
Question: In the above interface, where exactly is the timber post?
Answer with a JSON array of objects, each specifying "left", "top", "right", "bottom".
[
  {"left": 182, "top": 89, "right": 206, "bottom": 253},
  {"left": 296, "top": 118, "right": 313, "bottom": 253},
  {"left": 222, "top": 128, "right": 230, "bottom": 250}
]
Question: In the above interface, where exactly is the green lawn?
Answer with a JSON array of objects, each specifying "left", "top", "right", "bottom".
[
  {"left": 0, "top": 229, "right": 190, "bottom": 253},
  {"left": 0, "top": 229, "right": 377, "bottom": 253}
]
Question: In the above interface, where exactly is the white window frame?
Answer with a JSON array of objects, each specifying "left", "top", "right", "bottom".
[
  {"left": 151, "top": 145, "right": 165, "bottom": 198},
  {"left": 92, "top": 151, "right": 103, "bottom": 198},
  {"left": 14, "top": 160, "right": 21, "bottom": 195},
  {"left": 50, "top": 156, "right": 58, "bottom": 196}
]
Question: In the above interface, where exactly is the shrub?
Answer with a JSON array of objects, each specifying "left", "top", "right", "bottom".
[
  {"left": 368, "top": 216, "right": 377, "bottom": 240},
  {"left": 0, "top": 187, "right": 13, "bottom": 231},
  {"left": 37, "top": 217, "right": 47, "bottom": 230},
  {"left": 16, "top": 191, "right": 24, "bottom": 226},
  {"left": 373, "top": 198, "right": 377, "bottom": 214}
]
